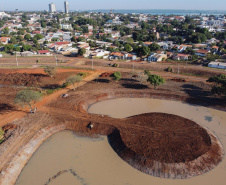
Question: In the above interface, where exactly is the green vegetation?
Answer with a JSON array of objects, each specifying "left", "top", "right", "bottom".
[
  {"left": 44, "top": 66, "right": 56, "bottom": 78},
  {"left": 66, "top": 75, "right": 83, "bottom": 90},
  {"left": 147, "top": 74, "right": 165, "bottom": 89},
  {"left": 113, "top": 72, "right": 121, "bottom": 81},
  {"left": 77, "top": 72, "right": 89, "bottom": 78},
  {"left": 0, "top": 128, "right": 4, "bottom": 144},
  {"left": 14, "top": 90, "right": 42, "bottom": 113},
  {"left": 78, "top": 48, "right": 86, "bottom": 56},
  {"left": 166, "top": 67, "right": 173, "bottom": 72},
  {"left": 207, "top": 74, "right": 226, "bottom": 96}
]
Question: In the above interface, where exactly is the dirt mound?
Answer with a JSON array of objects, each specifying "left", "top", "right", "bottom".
[
  {"left": 123, "top": 113, "right": 211, "bottom": 163},
  {"left": 170, "top": 78, "right": 187, "bottom": 82},
  {"left": 108, "top": 113, "right": 223, "bottom": 178},
  {"left": 100, "top": 72, "right": 113, "bottom": 77},
  {"left": 0, "top": 73, "right": 44, "bottom": 86}
]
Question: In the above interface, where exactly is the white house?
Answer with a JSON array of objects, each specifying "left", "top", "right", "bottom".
[
  {"left": 90, "top": 49, "right": 110, "bottom": 57},
  {"left": 208, "top": 62, "right": 226, "bottom": 69},
  {"left": 60, "top": 24, "right": 73, "bottom": 30},
  {"left": 148, "top": 53, "right": 167, "bottom": 62}
]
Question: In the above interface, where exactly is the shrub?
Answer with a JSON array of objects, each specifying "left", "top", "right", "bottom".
[
  {"left": 66, "top": 75, "right": 83, "bottom": 90},
  {"left": 113, "top": 72, "right": 121, "bottom": 81},
  {"left": 44, "top": 66, "right": 56, "bottom": 77},
  {"left": 166, "top": 67, "right": 173, "bottom": 72},
  {"left": 0, "top": 128, "right": 4, "bottom": 144},
  {"left": 147, "top": 74, "right": 165, "bottom": 89},
  {"left": 112, "top": 63, "right": 119, "bottom": 67},
  {"left": 78, "top": 72, "right": 89, "bottom": 78}
]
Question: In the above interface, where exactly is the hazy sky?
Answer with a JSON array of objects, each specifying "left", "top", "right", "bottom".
[{"left": 1, "top": 0, "right": 226, "bottom": 11}]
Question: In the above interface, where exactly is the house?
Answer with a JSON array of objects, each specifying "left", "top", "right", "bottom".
[
  {"left": 144, "top": 42, "right": 152, "bottom": 47},
  {"left": 173, "top": 54, "right": 190, "bottom": 60},
  {"left": 38, "top": 50, "right": 51, "bottom": 55},
  {"left": 60, "top": 24, "right": 73, "bottom": 30},
  {"left": 111, "top": 31, "right": 120, "bottom": 38},
  {"left": 109, "top": 52, "right": 124, "bottom": 60},
  {"left": 166, "top": 52, "right": 173, "bottom": 58},
  {"left": 124, "top": 53, "right": 137, "bottom": 60},
  {"left": 148, "top": 53, "right": 167, "bottom": 62},
  {"left": 208, "top": 62, "right": 226, "bottom": 69},
  {"left": 195, "top": 49, "right": 210, "bottom": 57},
  {"left": 90, "top": 49, "right": 110, "bottom": 57},
  {"left": 109, "top": 52, "right": 136, "bottom": 60},
  {"left": 21, "top": 51, "right": 34, "bottom": 57},
  {"left": 33, "top": 31, "right": 41, "bottom": 34},
  {"left": 0, "top": 37, "right": 11, "bottom": 44}
]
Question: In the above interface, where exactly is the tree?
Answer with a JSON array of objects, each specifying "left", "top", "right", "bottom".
[
  {"left": 140, "top": 46, "right": 150, "bottom": 56},
  {"left": 206, "top": 54, "right": 221, "bottom": 62},
  {"left": 41, "top": 20, "right": 46, "bottom": 28},
  {"left": 66, "top": 75, "right": 83, "bottom": 90},
  {"left": 113, "top": 72, "right": 121, "bottom": 81},
  {"left": 14, "top": 90, "right": 42, "bottom": 113},
  {"left": 124, "top": 44, "right": 132, "bottom": 52},
  {"left": 44, "top": 66, "right": 56, "bottom": 78},
  {"left": 137, "top": 73, "right": 148, "bottom": 84},
  {"left": 78, "top": 48, "right": 86, "bottom": 56},
  {"left": 149, "top": 43, "right": 160, "bottom": 52},
  {"left": 9, "top": 37, "right": 17, "bottom": 44},
  {"left": 147, "top": 74, "right": 165, "bottom": 89},
  {"left": 4, "top": 44, "right": 15, "bottom": 53},
  {"left": 2, "top": 27, "right": 9, "bottom": 35},
  {"left": 34, "top": 34, "right": 44, "bottom": 40},
  {"left": 207, "top": 74, "right": 226, "bottom": 96},
  {"left": 24, "top": 34, "right": 31, "bottom": 41}
]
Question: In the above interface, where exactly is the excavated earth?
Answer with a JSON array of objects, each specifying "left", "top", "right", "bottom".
[{"left": 0, "top": 74, "right": 225, "bottom": 184}]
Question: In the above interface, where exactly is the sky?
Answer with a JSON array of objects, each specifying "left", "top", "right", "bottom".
[{"left": 0, "top": 0, "right": 226, "bottom": 11}]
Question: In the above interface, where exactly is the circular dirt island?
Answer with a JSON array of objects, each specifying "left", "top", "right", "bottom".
[{"left": 108, "top": 113, "right": 224, "bottom": 179}]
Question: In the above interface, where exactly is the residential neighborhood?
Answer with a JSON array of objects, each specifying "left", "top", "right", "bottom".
[{"left": 0, "top": 10, "right": 226, "bottom": 69}]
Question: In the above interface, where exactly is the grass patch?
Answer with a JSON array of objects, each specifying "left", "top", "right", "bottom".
[{"left": 0, "top": 128, "right": 4, "bottom": 144}]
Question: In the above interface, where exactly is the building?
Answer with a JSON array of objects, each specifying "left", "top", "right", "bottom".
[
  {"left": 173, "top": 54, "right": 190, "bottom": 61},
  {"left": 208, "top": 62, "right": 226, "bottom": 69},
  {"left": 49, "top": 3, "right": 56, "bottom": 13},
  {"left": 195, "top": 49, "right": 210, "bottom": 57},
  {"left": 60, "top": 24, "right": 72, "bottom": 30},
  {"left": 148, "top": 53, "right": 167, "bottom": 62},
  {"left": 64, "top": 1, "right": 69, "bottom": 14},
  {"left": 0, "top": 37, "right": 11, "bottom": 44}
]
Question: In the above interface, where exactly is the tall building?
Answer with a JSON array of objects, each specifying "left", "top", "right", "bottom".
[
  {"left": 64, "top": 1, "right": 69, "bottom": 14},
  {"left": 49, "top": 3, "right": 56, "bottom": 13}
]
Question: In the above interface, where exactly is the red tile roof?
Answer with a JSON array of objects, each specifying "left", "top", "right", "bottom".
[
  {"left": 38, "top": 50, "right": 50, "bottom": 54},
  {"left": 197, "top": 49, "right": 209, "bottom": 54},
  {"left": 56, "top": 41, "right": 70, "bottom": 45}
]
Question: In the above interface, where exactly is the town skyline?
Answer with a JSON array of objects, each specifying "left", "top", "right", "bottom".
[{"left": 0, "top": 0, "right": 226, "bottom": 11}]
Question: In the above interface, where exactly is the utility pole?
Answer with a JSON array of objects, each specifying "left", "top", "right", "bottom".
[
  {"left": 55, "top": 55, "right": 58, "bottom": 66},
  {"left": 177, "top": 64, "right": 179, "bottom": 77},
  {"left": 92, "top": 56, "right": 94, "bottom": 70},
  {"left": 133, "top": 60, "right": 134, "bottom": 73},
  {"left": 16, "top": 52, "right": 18, "bottom": 66}
]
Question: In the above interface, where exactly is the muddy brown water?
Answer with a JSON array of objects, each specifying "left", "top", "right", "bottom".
[{"left": 16, "top": 98, "right": 226, "bottom": 185}]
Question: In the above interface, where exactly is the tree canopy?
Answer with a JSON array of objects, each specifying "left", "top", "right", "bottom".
[
  {"left": 44, "top": 66, "right": 56, "bottom": 77},
  {"left": 14, "top": 90, "right": 42, "bottom": 113},
  {"left": 147, "top": 74, "right": 165, "bottom": 89},
  {"left": 66, "top": 75, "right": 83, "bottom": 90},
  {"left": 207, "top": 74, "right": 226, "bottom": 96}
]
